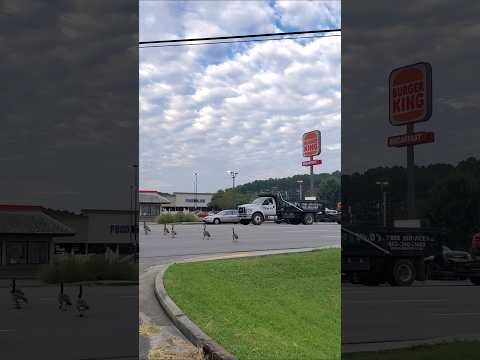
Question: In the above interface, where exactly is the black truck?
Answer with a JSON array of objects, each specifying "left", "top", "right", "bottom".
[{"left": 342, "top": 225, "right": 444, "bottom": 286}]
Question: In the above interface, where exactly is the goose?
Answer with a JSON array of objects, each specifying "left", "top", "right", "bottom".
[
  {"left": 143, "top": 221, "right": 151, "bottom": 235},
  {"left": 232, "top": 227, "right": 239, "bottom": 242},
  {"left": 58, "top": 282, "right": 72, "bottom": 311},
  {"left": 11, "top": 279, "right": 28, "bottom": 309},
  {"left": 76, "top": 285, "right": 89, "bottom": 317},
  {"left": 163, "top": 223, "right": 170, "bottom": 235},
  {"left": 203, "top": 223, "right": 211, "bottom": 240},
  {"left": 171, "top": 224, "right": 176, "bottom": 238}
]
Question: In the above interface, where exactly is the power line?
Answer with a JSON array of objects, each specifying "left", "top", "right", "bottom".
[
  {"left": 139, "top": 34, "right": 341, "bottom": 49},
  {"left": 139, "top": 28, "right": 341, "bottom": 45}
]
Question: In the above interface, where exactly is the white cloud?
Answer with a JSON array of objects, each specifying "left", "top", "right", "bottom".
[{"left": 139, "top": 1, "right": 340, "bottom": 192}]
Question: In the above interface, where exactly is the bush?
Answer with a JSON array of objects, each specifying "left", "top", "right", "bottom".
[
  {"left": 156, "top": 212, "right": 199, "bottom": 224},
  {"left": 39, "top": 252, "right": 138, "bottom": 284}
]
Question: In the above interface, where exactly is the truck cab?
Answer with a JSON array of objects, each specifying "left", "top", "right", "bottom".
[{"left": 238, "top": 196, "right": 277, "bottom": 225}]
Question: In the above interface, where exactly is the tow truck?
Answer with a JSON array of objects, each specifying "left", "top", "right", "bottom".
[
  {"left": 342, "top": 225, "right": 480, "bottom": 286},
  {"left": 237, "top": 193, "right": 323, "bottom": 225}
]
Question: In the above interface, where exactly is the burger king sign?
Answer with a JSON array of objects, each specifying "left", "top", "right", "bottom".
[{"left": 389, "top": 62, "right": 432, "bottom": 126}]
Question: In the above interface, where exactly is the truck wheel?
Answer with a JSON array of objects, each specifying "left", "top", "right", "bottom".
[
  {"left": 251, "top": 212, "right": 264, "bottom": 225},
  {"left": 391, "top": 259, "right": 416, "bottom": 286},
  {"left": 302, "top": 213, "right": 314, "bottom": 225},
  {"left": 240, "top": 219, "right": 250, "bottom": 225},
  {"left": 470, "top": 277, "right": 480, "bottom": 285},
  {"left": 213, "top": 218, "right": 221, "bottom": 224}
]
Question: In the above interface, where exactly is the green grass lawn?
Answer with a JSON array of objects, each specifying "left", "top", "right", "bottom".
[
  {"left": 343, "top": 342, "right": 480, "bottom": 360},
  {"left": 164, "top": 249, "right": 340, "bottom": 360}
]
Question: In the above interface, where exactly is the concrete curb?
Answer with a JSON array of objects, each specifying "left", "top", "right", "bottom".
[
  {"left": 154, "top": 245, "right": 339, "bottom": 360},
  {"left": 342, "top": 333, "right": 480, "bottom": 353}
]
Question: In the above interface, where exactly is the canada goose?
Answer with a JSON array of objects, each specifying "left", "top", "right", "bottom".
[
  {"left": 232, "top": 227, "right": 239, "bottom": 242},
  {"left": 143, "top": 221, "right": 151, "bottom": 235},
  {"left": 203, "top": 223, "right": 211, "bottom": 240},
  {"left": 76, "top": 285, "right": 89, "bottom": 317},
  {"left": 11, "top": 279, "right": 28, "bottom": 309},
  {"left": 58, "top": 282, "right": 72, "bottom": 311},
  {"left": 171, "top": 224, "right": 176, "bottom": 238},
  {"left": 163, "top": 223, "right": 170, "bottom": 235}
]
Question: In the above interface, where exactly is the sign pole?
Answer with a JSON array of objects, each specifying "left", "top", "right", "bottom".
[
  {"left": 309, "top": 156, "right": 314, "bottom": 197},
  {"left": 406, "top": 123, "right": 416, "bottom": 217}
]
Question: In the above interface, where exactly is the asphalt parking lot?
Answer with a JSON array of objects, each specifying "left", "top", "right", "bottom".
[
  {"left": 140, "top": 221, "right": 340, "bottom": 271},
  {"left": 342, "top": 280, "right": 480, "bottom": 352},
  {"left": 139, "top": 221, "right": 340, "bottom": 358},
  {"left": 1, "top": 284, "right": 138, "bottom": 359}
]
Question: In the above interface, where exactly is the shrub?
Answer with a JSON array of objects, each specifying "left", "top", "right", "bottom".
[
  {"left": 156, "top": 212, "right": 199, "bottom": 224},
  {"left": 39, "top": 252, "right": 138, "bottom": 283}
]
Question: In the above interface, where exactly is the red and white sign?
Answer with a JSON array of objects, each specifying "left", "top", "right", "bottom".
[
  {"left": 389, "top": 62, "right": 432, "bottom": 126},
  {"left": 387, "top": 131, "right": 435, "bottom": 147},
  {"left": 302, "top": 159, "right": 322, "bottom": 167},
  {"left": 303, "top": 130, "right": 321, "bottom": 157}
]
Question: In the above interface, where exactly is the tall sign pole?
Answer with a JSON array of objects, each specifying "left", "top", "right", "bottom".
[
  {"left": 388, "top": 62, "right": 432, "bottom": 218},
  {"left": 302, "top": 130, "right": 322, "bottom": 199}
]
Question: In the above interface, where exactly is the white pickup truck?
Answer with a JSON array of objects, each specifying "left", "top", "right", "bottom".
[{"left": 237, "top": 193, "right": 322, "bottom": 225}]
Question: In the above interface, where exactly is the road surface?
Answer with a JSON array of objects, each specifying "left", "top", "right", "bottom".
[
  {"left": 1, "top": 284, "right": 138, "bottom": 359},
  {"left": 139, "top": 222, "right": 340, "bottom": 358},
  {"left": 342, "top": 280, "right": 480, "bottom": 352}
]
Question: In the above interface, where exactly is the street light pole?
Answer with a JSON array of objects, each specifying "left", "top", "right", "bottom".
[
  {"left": 194, "top": 172, "right": 198, "bottom": 211},
  {"left": 297, "top": 180, "right": 304, "bottom": 201},
  {"left": 227, "top": 170, "right": 239, "bottom": 207},
  {"left": 376, "top": 181, "right": 389, "bottom": 227}
]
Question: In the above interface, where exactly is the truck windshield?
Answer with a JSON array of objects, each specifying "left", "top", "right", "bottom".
[{"left": 252, "top": 197, "right": 268, "bottom": 205}]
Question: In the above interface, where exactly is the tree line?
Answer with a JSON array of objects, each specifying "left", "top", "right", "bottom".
[
  {"left": 343, "top": 157, "right": 480, "bottom": 249},
  {"left": 208, "top": 171, "right": 340, "bottom": 210}
]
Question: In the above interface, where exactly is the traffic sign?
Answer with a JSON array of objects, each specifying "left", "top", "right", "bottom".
[
  {"left": 387, "top": 131, "right": 435, "bottom": 147},
  {"left": 302, "top": 159, "right": 322, "bottom": 166},
  {"left": 303, "top": 130, "right": 321, "bottom": 157},
  {"left": 389, "top": 62, "right": 432, "bottom": 126}
]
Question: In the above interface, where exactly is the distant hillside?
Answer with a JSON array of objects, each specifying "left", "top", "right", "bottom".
[{"left": 209, "top": 171, "right": 340, "bottom": 210}]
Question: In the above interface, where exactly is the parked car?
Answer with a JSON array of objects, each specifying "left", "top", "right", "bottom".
[
  {"left": 203, "top": 209, "right": 240, "bottom": 224},
  {"left": 425, "top": 245, "right": 474, "bottom": 280}
]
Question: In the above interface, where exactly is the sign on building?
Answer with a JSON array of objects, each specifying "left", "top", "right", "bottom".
[{"left": 389, "top": 62, "right": 432, "bottom": 126}]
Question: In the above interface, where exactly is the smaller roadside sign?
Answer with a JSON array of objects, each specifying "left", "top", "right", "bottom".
[
  {"left": 303, "top": 130, "right": 321, "bottom": 157},
  {"left": 387, "top": 131, "right": 435, "bottom": 147},
  {"left": 302, "top": 159, "right": 322, "bottom": 166}
]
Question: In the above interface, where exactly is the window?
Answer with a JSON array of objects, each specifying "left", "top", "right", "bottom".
[
  {"left": 6, "top": 241, "right": 27, "bottom": 265},
  {"left": 28, "top": 242, "right": 49, "bottom": 264}
]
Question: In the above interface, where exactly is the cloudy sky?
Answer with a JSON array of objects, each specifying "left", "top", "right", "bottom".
[
  {"left": 139, "top": 1, "right": 341, "bottom": 194},
  {"left": 342, "top": 0, "right": 480, "bottom": 174},
  {"left": 1, "top": 0, "right": 137, "bottom": 212}
]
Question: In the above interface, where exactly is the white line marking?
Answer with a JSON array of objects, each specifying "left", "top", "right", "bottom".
[
  {"left": 434, "top": 313, "right": 480, "bottom": 317},
  {"left": 345, "top": 299, "right": 448, "bottom": 304}
]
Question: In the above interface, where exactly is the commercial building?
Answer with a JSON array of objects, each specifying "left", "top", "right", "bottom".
[
  {"left": 139, "top": 190, "right": 171, "bottom": 219},
  {"left": 0, "top": 205, "right": 74, "bottom": 275},
  {"left": 139, "top": 190, "right": 214, "bottom": 219},
  {"left": 0, "top": 204, "right": 137, "bottom": 276}
]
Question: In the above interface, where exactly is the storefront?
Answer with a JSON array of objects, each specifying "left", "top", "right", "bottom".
[{"left": 0, "top": 205, "right": 74, "bottom": 269}]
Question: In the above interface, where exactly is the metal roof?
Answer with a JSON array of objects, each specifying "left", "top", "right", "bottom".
[
  {"left": 139, "top": 191, "right": 170, "bottom": 204},
  {"left": 0, "top": 207, "right": 75, "bottom": 235}
]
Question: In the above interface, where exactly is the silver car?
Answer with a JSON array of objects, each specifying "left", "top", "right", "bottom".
[{"left": 203, "top": 209, "right": 240, "bottom": 224}]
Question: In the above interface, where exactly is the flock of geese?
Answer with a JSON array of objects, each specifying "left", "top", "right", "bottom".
[
  {"left": 10, "top": 279, "right": 89, "bottom": 317},
  {"left": 157, "top": 222, "right": 239, "bottom": 242}
]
